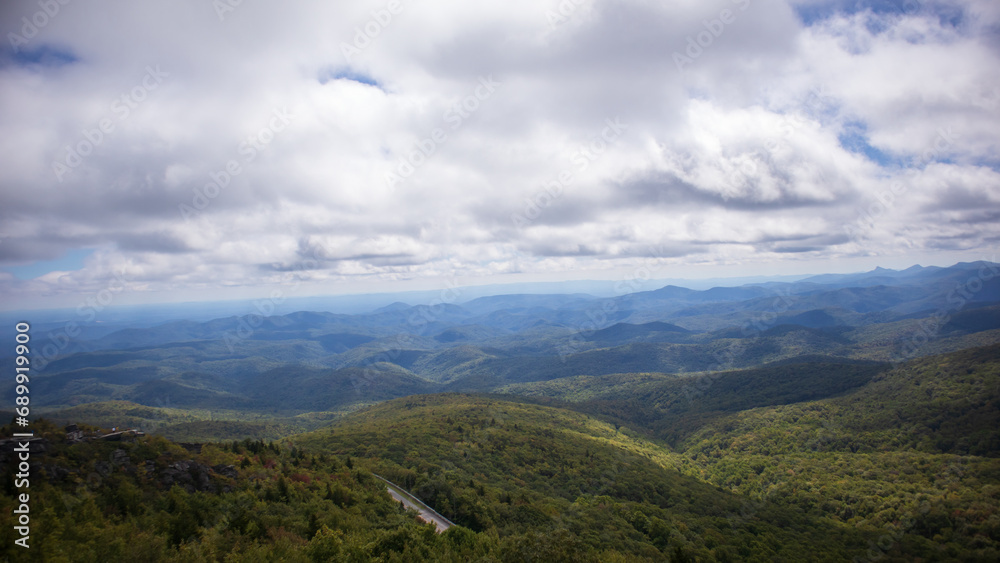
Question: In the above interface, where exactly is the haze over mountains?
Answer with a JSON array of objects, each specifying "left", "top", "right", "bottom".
[
  {"left": 4, "top": 0, "right": 998, "bottom": 557},
  {"left": 6, "top": 261, "right": 998, "bottom": 432},
  {"left": 4, "top": 261, "right": 1000, "bottom": 561}
]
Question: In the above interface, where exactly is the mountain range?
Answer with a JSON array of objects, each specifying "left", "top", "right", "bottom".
[
  {"left": 4, "top": 261, "right": 996, "bottom": 423},
  {"left": 2, "top": 261, "right": 999, "bottom": 561}
]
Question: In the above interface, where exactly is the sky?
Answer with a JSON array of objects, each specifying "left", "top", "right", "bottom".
[{"left": 0, "top": 0, "right": 998, "bottom": 311}]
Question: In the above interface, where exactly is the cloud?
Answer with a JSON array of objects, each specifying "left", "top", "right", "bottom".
[{"left": 0, "top": 0, "right": 998, "bottom": 308}]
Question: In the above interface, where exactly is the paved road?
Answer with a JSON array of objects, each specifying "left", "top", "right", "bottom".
[{"left": 374, "top": 474, "right": 454, "bottom": 533}]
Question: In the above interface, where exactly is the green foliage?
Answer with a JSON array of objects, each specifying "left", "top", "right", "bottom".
[
  {"left": 579, "top": 344, "right": 1000, "bottom": 561},
  {"left": 294, "top": 394, "right": 874, "bottom": 560},
  {"left": 5, "top": 263, "right": 1000, "bottom": 562},
  {"left": 3, "top": 344, "right": 999, "bottom": 560},
  {"left": 0, "top": 423, "right": 494, "bottom": 562}
]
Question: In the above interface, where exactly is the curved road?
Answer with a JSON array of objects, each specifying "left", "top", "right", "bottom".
[{"left": 373, "top": 474, "right": 454, "bottom": 533}]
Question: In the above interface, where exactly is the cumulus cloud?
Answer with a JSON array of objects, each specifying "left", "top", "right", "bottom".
[{"left": 0, "top": 0, "right": 998, "bottom": 308}]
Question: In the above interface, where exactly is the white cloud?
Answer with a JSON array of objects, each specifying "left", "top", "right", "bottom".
[{"left": 0, "top": 0, "right": 997, "bottom": 308}]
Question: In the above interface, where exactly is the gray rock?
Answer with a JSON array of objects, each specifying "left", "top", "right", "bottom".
[
  {"left": 213, "top": 464, "right": 239, "bottom": 479},
  {"left": 160, "top": 460, "right": 218, "bottom": 493},
  {"left": 41, "top": 464, "right": 72, "bottom": 483},
  {"left": 111, "top": 449, "right": 130, "bottom": 466},
  {"left": 94, "top": 461, "right": 111, "bottom": 477}
]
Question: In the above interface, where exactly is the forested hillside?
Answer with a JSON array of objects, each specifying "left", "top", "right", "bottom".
[
  {"left": 0, "top": 420, "right": 499, "bottom": 562},
  {"left": 3, "top": 263, "right": 1000, "bottom": 560},
  {"left": 3, "top": 343, "right": 997, "bottom": 561}
]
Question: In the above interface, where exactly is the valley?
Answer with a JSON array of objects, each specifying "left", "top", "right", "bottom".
[{"left": 2, "top": 262, "right": 999, "bottom": 561}]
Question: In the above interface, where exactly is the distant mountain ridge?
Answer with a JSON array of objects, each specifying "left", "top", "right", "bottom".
[
  {"left": 7, "top": 261, "right": 999, "bottom": 416},
  {"left": 9, "top": 262, "right": 999, "bottom": 563}
]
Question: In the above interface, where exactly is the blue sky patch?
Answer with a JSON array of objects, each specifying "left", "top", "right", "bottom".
[
  {"left": 838, "top": 121, "right": 894, "bottom": 166},
  {"left": 5, "top": 44, "right": 79, "bottom": 69},
  {"left": 4, "top": 248, "right": 93, "bottom": 280},
  {"left": 794, "top": 0, "right": 967, "bottom": 29},
  {"left": 319, "top": 67, "right": 381, "bottom": 88}
]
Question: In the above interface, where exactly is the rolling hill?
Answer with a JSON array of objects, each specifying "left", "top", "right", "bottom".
[{"left": 5, "top": 316, "right": 999, "bottom": 561}]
